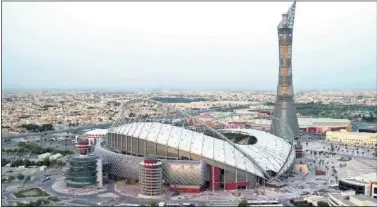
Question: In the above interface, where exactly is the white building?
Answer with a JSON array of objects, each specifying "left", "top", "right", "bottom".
[
  {"left": 326, "top": 131, "right": 377, "bottom": 147},
  {"left": 328, "top": 190, "right": 377, "bottom": 206},
  {"left": 339, "top": 172, "right": 377, "bottom": 198},
  {"left": 49, "top": 153, "right": 63, "bottom": 161},
  {"left": 82, "top": 129, "right": 108, "bottom": 145},
  {"left": 38, "top": 152, "right": 52, "bottom": 160}
]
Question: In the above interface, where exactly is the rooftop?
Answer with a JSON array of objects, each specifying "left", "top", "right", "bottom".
[
  {"left": 341, "top": 172, "right": 377, "bottom": 184},
  {"left": 352, "top": 194, "right": 377, "bottom": 203},
  {"left": 83, "top": 128, "right": 109, "bottom": 136},
  {"left": 329, "top": 193, "right": 355, "bottom": 206}
]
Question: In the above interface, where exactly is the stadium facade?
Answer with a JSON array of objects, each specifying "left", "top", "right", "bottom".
[
  {"left": 94, "top": 99, "right": 295, "bottom": 192},
  {"left": 272, "top": 1, "right": 301, "bottom": 139}
]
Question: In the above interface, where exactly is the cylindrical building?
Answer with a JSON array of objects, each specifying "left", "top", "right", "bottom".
[
  {"left": 67, "top": 155, "right": 98, "bottom": 188},
  {"left": 139, "top": 156, "right": 163, "bottom": 197}
]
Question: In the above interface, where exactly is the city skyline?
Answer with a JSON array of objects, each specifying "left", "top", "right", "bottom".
[{"left": 3, "top": 2, "right": 376, "bottom": 91}]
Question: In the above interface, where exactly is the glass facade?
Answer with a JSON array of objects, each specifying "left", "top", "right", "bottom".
[
  {"left": 338, "top": 180, "right": 365, "bottom": 195},
  {"left": 67, "top": 155, "right": 98, "bottom": 188}
]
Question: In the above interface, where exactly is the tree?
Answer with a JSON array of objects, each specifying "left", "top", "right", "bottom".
[
  {"left": 42, "top": 158, "right": 50, "bottom": 166},
  {"left": 238, "top": 199, "right": 248, "bottom": 207},
  {"left": 8, "top": 175, "right": 15, "bottom": 182},
  {"left": 48, "top": 196, "right": 59, "bottom": 202},
  {"left": 56, "top": 160, "right": 65, "bottom": 167},
  {"left": 23, "top": 159, "right": 31, "bottom": 167},
  {"left": 1, "top": 158, "right": 10, "bottom": 167},
  {"left": 26, "top": 176, "right": 31, "bottom": 181},
  {"left": 17, "top": 174, "right": 25, "bottom": 180},
  {"left": 317, "top": 201, "right": 330, "bottom": 207},
  {"left": 149, "top": 201, "right": 157, "bottom": 207},
  {"left": 50, "top": 159, "right": 57, "bottom": 166}
]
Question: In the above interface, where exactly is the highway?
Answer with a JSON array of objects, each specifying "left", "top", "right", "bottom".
[{"left": 2, "top": 123, "right": 113, "bottom": 139}]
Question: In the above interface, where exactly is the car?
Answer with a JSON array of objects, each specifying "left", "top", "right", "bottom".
[
  {"left": 42, "top": 177, "right": 50, "bottom": 182},
  {"left": 172, "top": 190, "right": 180, "bottom": 196}
]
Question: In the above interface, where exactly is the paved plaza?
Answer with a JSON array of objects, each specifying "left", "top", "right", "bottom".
[
  {"left": 3, "top": 137, "right": 376, "bottom": 206},
  {"left": 52, "top": 177, "right": 105, "bottom": 196},
  {"left": 302, "top": 139, "right": 377, "bottom": 178}
]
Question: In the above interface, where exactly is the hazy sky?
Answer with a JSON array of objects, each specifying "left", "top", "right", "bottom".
[{"left": 2, "top": 2, "right": 376, "bottom": 91}]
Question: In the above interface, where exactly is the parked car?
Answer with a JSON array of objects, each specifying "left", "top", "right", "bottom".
[{"left": 172, "top": 190, "right": 180, "bottom": 196}]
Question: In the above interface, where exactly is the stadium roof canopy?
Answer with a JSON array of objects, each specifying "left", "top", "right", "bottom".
[
  {"left": 110, "top": 122, "right": 295, "bottom": 178},
  {"left": 83, "top": 129, "right": 109, "bottom": 136}
]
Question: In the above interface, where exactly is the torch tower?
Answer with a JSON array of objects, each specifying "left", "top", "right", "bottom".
[{"left": 272, "top": 1, "right": 300, "bottom": 139}]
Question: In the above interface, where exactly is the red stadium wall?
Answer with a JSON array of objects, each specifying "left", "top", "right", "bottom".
[
  {"left": 316, "top": 127, "right": 324, "bottom": 134},
  {"left": 308, "top": 127, "right": 316, "bottom": 133},
  {"left": 169, "top": 186, "right": 201, "bottom": 193},
  {"left": 224, "top": 182, "right": 248, "bottom": 190},
  {"left": 78, "top": 140, "right": 90, "bottom": 155},
  {"left": 330, "top": 127, "right": 347, "bottom": 131},
  {"left": 209, "top": 165, "right": 220, "bottom": 191}
]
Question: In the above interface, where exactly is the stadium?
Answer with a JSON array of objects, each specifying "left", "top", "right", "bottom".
[{"left": 94, "top": 99, "right": 295, "bottom": 193}]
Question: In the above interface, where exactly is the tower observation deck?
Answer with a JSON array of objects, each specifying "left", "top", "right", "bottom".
[{"left": 272, "top": 1, "right": 300, "bottom": 139}]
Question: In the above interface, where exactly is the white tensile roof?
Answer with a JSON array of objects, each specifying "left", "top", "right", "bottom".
[
  {"left": 84, "top": 129, "right": 109, "bottom": 136},
  {"left": 110, "top": 122, "right": 294, "bottom": 178}
]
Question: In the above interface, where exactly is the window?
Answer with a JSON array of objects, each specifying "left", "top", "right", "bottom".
[{"left": 339, "top": 181, "right": 365, "bottom": 194}]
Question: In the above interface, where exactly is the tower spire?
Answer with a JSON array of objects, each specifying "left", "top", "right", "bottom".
[
  {"left": 287, "top": 1, "right": 296, "bottom": 28},
  {"left": 278, "top": 1, "right": 297, "bottom": 29}
]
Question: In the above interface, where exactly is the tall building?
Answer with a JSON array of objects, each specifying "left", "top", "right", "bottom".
[{"left": 272, "top": 1, "right": 300, "bottom": 139}]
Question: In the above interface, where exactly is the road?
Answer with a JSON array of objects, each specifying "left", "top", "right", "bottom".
[{"left": 2, "top": 123, "right": 113, "bottom": 139}]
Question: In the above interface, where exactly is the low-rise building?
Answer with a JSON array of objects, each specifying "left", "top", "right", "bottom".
[
  {"left": 303, "top": 195, "right": 327, "bottom": 206},
  {"left": 49, "top": 153, "right": 63, "bottom": 161},
  {"left": 82, "top": 129, "right": 108, "bottom": 146},
  {"left": 38, "top": 152, "right": 52, "bottom": 160},
  {"left": 326, "top": 131, "right": 377, "bottom": 147},
  {"left": 328, "top": 190, "right": 377, "bottom": 206},
  {"left": 247, "top": 118, "right": 351, "bottom": 134},
  {"left": 338, "top": 172, "right": 377, "bottom": 197},
  {"left": 372, "top": 182, "right": 377, "bottom": 199}
]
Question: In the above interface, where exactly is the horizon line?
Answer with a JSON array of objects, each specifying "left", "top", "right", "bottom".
[{"left": 2, "top": 87, "right": 376, "bottom": 93}]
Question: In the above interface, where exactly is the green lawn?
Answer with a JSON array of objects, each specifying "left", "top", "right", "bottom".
[{"left": 13, "top": 188, "right": 50, "bottom": 198}]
